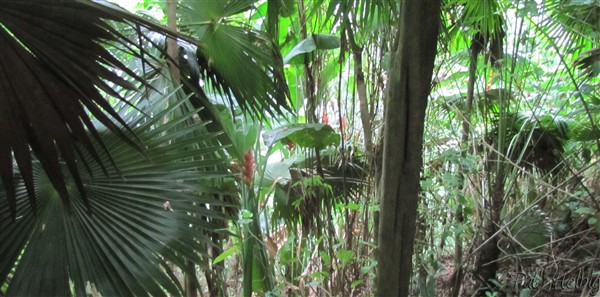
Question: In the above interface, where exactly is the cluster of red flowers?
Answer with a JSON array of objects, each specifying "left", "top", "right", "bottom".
[
  {"left": 323, "top": 111, "right": 346, "bottom": 140},
  {"left": 242, "top": 149, "right": 255, "bottom": 186}
]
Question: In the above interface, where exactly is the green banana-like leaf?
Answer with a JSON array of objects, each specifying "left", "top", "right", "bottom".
[
  {"left": 0, "top": 95, "right": 233, "bottom": 296},
  {"left": 283, "top": 34, "right": 341, "bottom": 64},
  {"left": 263, "top": 123, "right": 341, "bottom": 149}
]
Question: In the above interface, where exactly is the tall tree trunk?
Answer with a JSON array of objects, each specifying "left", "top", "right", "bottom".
[
  {"left": 450, "top": 33, "right": 482, "bottom": 297},
  {"left": 376, "top": 1, "right": 441, "bottom": 296},
  {"left": 166, "top": 0, "right": 179, "bottom": 83},
  {"left": 296, "top": 0, "right": 325, "bottom": 179},
  {"left": 184, "top": 260, "right": 198, "bottom": 297},
  {"left": 346, "top": 27, "right": 373, "bottom": 157},
  {"left": 470, "top": 172, "right": 505, "bottom": 296}
]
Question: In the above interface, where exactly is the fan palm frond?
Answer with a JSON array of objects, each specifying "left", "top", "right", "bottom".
[
  {"left": 488, "top": 112, "right": 570, "bottom": 174},
  {"left": 177, "top": 0, "right": 291, "bottom": 119},
  {"left": 540, "top": 0, "right": 599, "bottom": 57},
  {"left": 324, "top": 0, "right": 397, "bottom": 30},
  {"left": 449, "top": 0, "right": 506, "bottom": 66},
  {"left": 574, "top": 47, "right": 600, "bottom": 77},
  {"left": 0, "top": 93, "right": 233, "bottom": 296},
  {"left": 0, "top": 0, "right": 197, "bottom": 219}
]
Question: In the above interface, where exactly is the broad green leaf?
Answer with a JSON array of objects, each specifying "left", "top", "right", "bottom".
[
  {"left": 320, "top": 251, "right": 332, "bottom": 267},
  {"left": 262, "top": 159, "right": 294, "bottom": 187},
  {"left": 283, "top": 37, "right": 317, "bottom": 63},
  {"left": 336, "top": 249, "right": 354, "bottom": 266},
  {"left": 278, "top": 235, "right": 295, "bottom": 265},
  {"left": 519, "top": 288, "right": 532, "bottom": 297},
  {"left": 508, "top": 208, "right": 550, "bottom": 251},
  {"left": 283, "top": 34, "right": 341, "bottom": 64},
  {"left": 344, "top": 202, "right": 360, "bottom": 211},
  {"left": 213, "top": 245, "right": 240, "bottom": 264},
  {"left": 575, "top": 207, "right": 596, "bottom": 215},
  {"left": 263, "top": 123, "right": 340, "bottom": 149},
  {"left": 314, "top": 34, "right": 341, "bottom": 49}
]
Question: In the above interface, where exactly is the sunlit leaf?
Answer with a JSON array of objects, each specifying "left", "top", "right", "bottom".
[
  {"left": 283, "top": 34, "right": 341, "bottom": 64},
  {"left": 213, "top": 244, "right": 240, "bottom": 264}
]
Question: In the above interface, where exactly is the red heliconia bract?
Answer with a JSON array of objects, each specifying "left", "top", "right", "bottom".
[{"left": 242, "top": 149, "right": 255, "bottom": 186}]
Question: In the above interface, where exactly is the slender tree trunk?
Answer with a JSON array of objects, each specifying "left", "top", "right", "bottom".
[
  {"left": 376, "top": 1, "right": 441, "bottom": 296},
  {"left": 470, "top": 173, "right": 505, "bottom": 296},
  {"left": 184, "top": 260, "right": 198, "bottom": 297},
  {"left": 297, "top": 0, "right": 325, "bottom": 180},
  {"left": 297, "top": 0, "right": 315, "bottom": 123},
  {"left": 346, "top": 27, "right": 373, "bottom": 156},
  {"left": 166, "top": 0, "right": 179, "bottom": 83},
  {"left": 451, "top": 34, "right": 481, "bottom": 297}
]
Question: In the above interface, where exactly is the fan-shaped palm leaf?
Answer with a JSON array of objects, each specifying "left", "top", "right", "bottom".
[
  {"left": 0, "top": 94, "right": 233, "bottom": 296},
  {"left": 574, "top": 47, "right": 600, "bottom": 77},
  {"left": 0, "top": 0, "right": 197, "bottom": 219},
  {"left": 177, "top": 0, "right": 291, "bottom": 119},
  {"left": 542, "top": 0, "right": 599, "bottom": 51},
  {"left": 488, "top": 112, "right": 570, "bottom": 174},
  {"left": 324, "top": 0, "right": 397, "bottom": 30}
]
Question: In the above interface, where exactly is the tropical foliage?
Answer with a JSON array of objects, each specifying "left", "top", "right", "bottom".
[{"left": 1, "top": 0, "right": 599, "bottom": 297}]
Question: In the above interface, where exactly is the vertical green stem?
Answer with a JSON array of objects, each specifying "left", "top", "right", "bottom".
[
  {"left": 241, "top": 149, "right": 273, "bottom": 296},
  {"left": 241, "top": 184, "right": 256, "bottom": 297}
]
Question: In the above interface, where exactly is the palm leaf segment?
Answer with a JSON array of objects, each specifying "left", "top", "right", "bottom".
[
  {"left": 0, "top": 0, "right": 194, "bottom": 219},
  {"left": 450, "top": 0, "right": 505, "bottom": 67},
  {"left": 489, "top": 112, "right": 570, "bottom": 174},
  {"left": 1, "top": 93, "right": 232, "bottom": 296},
  {"left": 574, "top": 47, "right": 600, "bottom": 77},
  {"left": 177, "top": 0, "right": 291, "bottom": 119},
  {"left": 542, "top": 0, "right": 600, "bottom": 77},
  {"left": 543, "top": 0, "right": 599, "bottom": 48}
]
